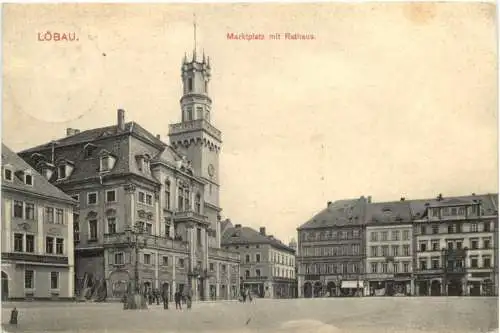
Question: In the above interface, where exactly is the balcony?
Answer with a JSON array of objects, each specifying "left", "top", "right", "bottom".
[
  {"left": 103, "top": 233, "right": 189, "bottom": 252},
  {"left": 3, "top": 252, "right": 68, "bottom": 265},
  {"left": 169, "top": 119, "right": 222, "bottom": 140},
  {"left": 173, "top": 210, "right": 209, "bottom": 226},
  {"left": 208, "top": 247, "right": 240, "bottom": 261}
]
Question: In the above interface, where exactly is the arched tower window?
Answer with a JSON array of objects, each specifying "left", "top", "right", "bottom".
[
  {"left": 188, "top": 78, "right": 193, "bottom": 92},
  {"left": 195, "top": 193, "right": 201, "bottom": 213},
  {"left": 165, "top": 180, "right": 171, "bottom": 210}
]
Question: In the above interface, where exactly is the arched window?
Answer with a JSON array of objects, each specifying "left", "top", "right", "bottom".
[
  {"left": 184, "top": 188, "right": 190, "bottom": 211},
  {"left": 195, "top": 193, "right": 201, "bottom": 213},
  {"left": 245, "top": 270, "right": 250, "bottom": 278},
  {"left": 164, "top": 180, "right": 171, "bottom": 210},
  {"left": 177, "top": 186, "right": 184, "bottom": 211}
]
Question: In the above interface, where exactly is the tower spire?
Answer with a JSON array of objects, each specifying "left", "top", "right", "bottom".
[{"left": 193, "top": 13, "right": 197, "bottom": 61}]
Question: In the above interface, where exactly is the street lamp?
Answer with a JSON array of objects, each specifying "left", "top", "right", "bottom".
[{"left": 124, "top": 223, "right": 148, "bottom": 310}]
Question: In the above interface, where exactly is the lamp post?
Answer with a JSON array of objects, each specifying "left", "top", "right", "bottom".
[{"left": 124, "top": 223, "right": 148, "bottom": 310}]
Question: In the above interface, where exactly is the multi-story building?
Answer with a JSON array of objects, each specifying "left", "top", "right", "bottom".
[
  {"left": 1, "top": 144, "right": 76, "bottom": 300},
  {"left": 411, "top": 193, "right": 498, "bottom": 296},
  {"left": 18, "top": 47, "right": 240, "bottom": 301},
  {"left": 365, "top": 199, "right": 413, "bottom": 296},
  {"left": 222, "top": 222, "right": 297, "bottom": 298},
  {"left": 296, "top": 197, "right": 370, "bottom": 298}
]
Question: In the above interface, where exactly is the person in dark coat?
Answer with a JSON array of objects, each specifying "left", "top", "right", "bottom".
[
  {"left": 162, "top": 288, "right": 169, "bottom": 309},
  {"left": 174, "top": 291, "right": 182, "bottom": 310}
]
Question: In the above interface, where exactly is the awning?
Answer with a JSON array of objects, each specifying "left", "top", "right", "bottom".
[{"left": 341, "top": 281, "right": 364, "bottom": 288}]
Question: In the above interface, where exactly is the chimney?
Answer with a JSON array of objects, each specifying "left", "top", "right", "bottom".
[
  {"left": 117, "top": 109, "right": 125, "bottom": 131},
  {"left": 367, "top": 196, "right": 372, "bottom": 203},
  {"left": 400, "top": 197, "right": 405, "bottom": 201},
  {"left": 327, "top": 201, "right": 332, "bottom": 207},
  {"left": 66, "top": 128, "right": 80, "bottom": 136},
  {"left": 472, "top": 193, "right": 476, "bottom": 196},
  {"left": 259, "top": 227, "right": 266, "bottom": 236},
  {"left": 235, "top": 224, "right": 241, "bottom": 228},
  {"left": 156, "top": 134, "right": 161, "bottom": 140}
]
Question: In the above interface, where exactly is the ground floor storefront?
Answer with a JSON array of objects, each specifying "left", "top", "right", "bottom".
[
  {"left": 299, "top": 275, "right": 365, "bottom": 298},
  {"left": 241, "top": 278, "right": 297, "bottom": 299}
]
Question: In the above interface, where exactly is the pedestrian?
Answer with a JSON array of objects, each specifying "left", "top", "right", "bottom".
[
  {"left": 187, "top": 288, "right": 192, "bottom": 310},
  {"left": 155, "top": 288, "right": 160, "bottom": 305},
  {"left": 242, "top": 289, "right": 247, "bottom": 303},
  {"left": 175, "top": 291, "right": 182, "bottom": 310},
  {"left": 162, "top": 288, "right": 169, "bottom": 310}
]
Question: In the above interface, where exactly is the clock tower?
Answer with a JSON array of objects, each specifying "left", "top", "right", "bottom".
[{"left": 168, "top": 46, "right": 222, "bottom": 227}]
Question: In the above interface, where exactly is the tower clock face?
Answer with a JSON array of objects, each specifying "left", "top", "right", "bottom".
[{"left": 208, "top": 164, "right": 215, "bottom": 177}]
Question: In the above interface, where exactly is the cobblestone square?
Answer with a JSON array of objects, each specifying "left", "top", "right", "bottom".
[{"left": 1, "top": 297, "right": 498, "bottom": 333}]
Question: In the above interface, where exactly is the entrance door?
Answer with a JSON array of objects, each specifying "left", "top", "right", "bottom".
[{"left": 1, "top": 272, "right": 8, "bottom": 301}]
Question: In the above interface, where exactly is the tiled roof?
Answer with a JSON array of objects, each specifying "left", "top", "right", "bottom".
[
  {"left": 365, "top": 200, "right": 413, "bottom": 225},
  {"left": 409, "top": 194, "right": 499, "bottom": 219},
  {"left": 298, "top": 197, "right": 370, "bottom": 229},
  {"left": 18, "top": 121, "right": 171, "bottom": 185},
  {"left": 222, "top": 225, "right": 295, "bottom": 253},
  {"left": 2, "top": 144, "right": 76, "bottom": 204},
  {"left": 20, "top": 122, "right": 165, "bottom": 154}
]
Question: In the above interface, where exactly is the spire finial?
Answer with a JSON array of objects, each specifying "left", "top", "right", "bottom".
[{"left": 193, "top": 13, "right": 197, "bottom": 61}]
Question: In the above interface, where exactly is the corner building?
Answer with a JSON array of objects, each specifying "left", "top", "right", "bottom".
[
  {"left": 296, "top": 197, "right": 369, "bottom": 298},
  {"left": 18, "top": 50, "right": 240, "bottom": 301},
  {"left": 411, "top": 194, "right": 498, "bottom": 296},
  {"left": 1, "top": 144, "right": 76, "bottom": 300},
  {"left": 222, "top": 222, "right": 297, "bottom": 298}
]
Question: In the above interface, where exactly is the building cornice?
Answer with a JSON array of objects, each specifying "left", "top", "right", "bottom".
[{"left": 2, "top": 185, "right": 77, "bottom": 206}]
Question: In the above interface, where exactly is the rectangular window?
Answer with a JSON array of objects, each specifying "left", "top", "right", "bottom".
[
  {"left": 420, "top": 260, "right": 427, "bottom": 270},
  {"left": 447, "top": 225, "right": 454, "bottom": 234},
  {"left": 483, "top": 222, "right": 491, "bottom": 232},
  {"left": 89, "top": 220, "right": 98, "bottom": 240},
  {"left": 184, "top": 189, "right": 190, "bottom": 210},
  {"left": 58, "top": 165, "right": 66, "bottom": 179},
  {"left": 245, "top": 254, "right": 250, "bottom": 263},
  {"left": 431, "top": 240, "right": 440, "bottom": 251},
  {"left": 432, "top": 208, "right": 439, "bottom": 217},
  {"left": 432, "top": 225, "right": 439, "bottom": 234},
  {"left": 455, "top": 223, "right": 462, "bottom": 233},
  {"left": 25, "top": 174, "right": 33, "bottom": 185},
  {"left": 381, "top": 231, "right": 388, "bottom": 241},
  {"left": 451, "top": 208, "right": 457, "bottom": 216},
  {"left": 144, "top": 254, "right": 151, "bottom": 265},
  {"left": 456, "top": 241, "right": 462, "bottom": 249},
  {"left": 448, "top": 242, "right": 453, "bottom": 249},
  {"left": 25, "top": 203, "right": 35, "bottom": 220},
  {"left": 26, "top": 235, "right": 35, "bottom": 253},
  {"left": 222, "top": 264, "right": 227, "bottom": 272},
  {"left": 392, "top": 230, "right": 400, "bottom": 241},
  {"left": 50, "top": 272, "right": 59, "bottom": 289},
  {"left": 392, "top": 245, "right": 399, "bottom": 257},
  {"left": 87, "top": 192, "right": 98, "bottom": 205},
  {"left": 471, "top": 239, "right": 478, "bottom": 250},
  {"left": 431, "top": 257, "right": 440, "bottom": 269},
  {"left": 177, "top": 188, "right": 184, "bottom": 211},
  {"left": 483, "top": 238, "right": 491, "bottom": 249},
  {"left": 74, "top": 215, "right": 80, "bottom": 242},
  {"left": 45, "top": 207, "right": 54, "bottom": 224},
  {"left": 115, "top": 252, "right": 124, "bottom": 265},
  {"left": 163, "top": 256, "right": 169, "bottom": 266},
  {"left": 458, "top": 207, "right": 465, "bottom": 215},
  {"left": 138, "top": 192, "right": 145, "bottom": 203},
  {"left": 381, "top": 263, "right": 388, "bottom": 273},
  {"left": 56, "top": 238, "right": 64, "bottom": 254},
  {"left": 371, "top": 262, "right": 377, "bottom": 273},
  {"left": 55, "top": 209, "right": 64, "bottom": 224},
  {"left": 403, "top": 262, "right": 410, "bottom": 273},
  {"left": 146, "top": 223, "right": 153, "bottom": 235},
  {"left": 382, "top": 245, "right": 389, "bottom": 257},
  {"left": 164, "top": 185, "right": 171, "bottom": 210},
  {"left": 4, "top": 168, "right": 12, "bottom": 181},
  {"left": 393, "top": 262, "right": 399, "bottom": 273},
  {"left": 370, "top": 232, "right": 377, "bottom": 241},
  {"left": 146, "top": 194, "right": 153, "bottom": 205},
  {"left": 370, "top": 246, "right": 378, "bottom": 257},
  {"left": 106, "top": 190, "right": 116, "bottom": 203},
  {"left": 14, "top": 200, "right": 23, "bottom": 218},
  {"left": 403, "top": 245, "right": 410, "bottom": 256},
  {"left": 209, "top": 263, "right": 215, "bottom": 271},
  {"left": 419, "top": 242, "right": 427, "bottom": 252},
  {"left": 195, "top": 194, "right": 201, "bottom": 213},
  {"left": 471, "top": 257, "right": 478, "bottom": 268},
  {"left": 483, "top": 256, "right": 491, "bottom": 268},
  {"left": 100, "top": 156, "right": 111, "bottom": 172},
  {"left": 178, "top": 258, "right": 185, "bottom": 268},
  {"left": 24, "top": 269, "right": 34, "bottom": 289},
  {"left": 107, "top": 217, "right": 116, "bottom": 234},
  {"left": 46, "top": 237, "right": 54, "bottom": 254},
  {"left": 256, "top": 254, "right": 261, "bottom": 263},
  {"left": 197, "top": 228, "right": 201, "bottom": 246},
  {"left": 420, "top": 226, "right": 426, "bottom": 235},
  {"left": 14, "top": 233, "right": 23, "bottom": 252},
  {"left": 470, "top": 223, "right": 478, "bottom": 232},
  {"left": 403, "top": 230, "right": 410, "bottom": 240}
]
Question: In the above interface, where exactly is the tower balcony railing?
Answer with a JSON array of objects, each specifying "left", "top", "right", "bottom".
[
  {"left": 173, "top": 209, "right": 210, "bottom": 226},
  {"left": 103, "top": 232, "right": 189, "bottom": 252},
  {"left": 208, "top": 247, "right": 240, "bottom": 261},
  {"left": 169, "top": 119, "right": 221, "bottom": 139}
]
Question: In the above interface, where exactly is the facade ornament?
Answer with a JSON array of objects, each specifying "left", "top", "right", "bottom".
[
  {"left": 87, "top": 211, "right": 98, "bottom": 219},
  {"left": 106, "top": 208, "right": 117, "bottom": 216},
  {"left": 124, "top": 183, "right": 136, "bottom": 193}
]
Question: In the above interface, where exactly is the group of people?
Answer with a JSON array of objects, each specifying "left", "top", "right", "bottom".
[
  {"left": 141, "top": 287, "right": 193, "bottom": 310},
  {"left": 239, "top": 287, "right": 253, "bottom": 303}
]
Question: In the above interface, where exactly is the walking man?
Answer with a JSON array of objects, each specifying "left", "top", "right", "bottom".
[
  {"left": 162, "top": 287, "right": 169, "bottom": 310},
  {"left": 175, "top": 291, "right": 182, "bottom": 310}
]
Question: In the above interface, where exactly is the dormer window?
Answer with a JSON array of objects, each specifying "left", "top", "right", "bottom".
[
  {"left": 136, "top": 154, "right": 150, "bottom": 173},
  {"left": 3, "top": 166, "right": 13, "bottom": 181},
  {"left": 24, "top": 172, "right": 33, "bottom": 186},
  {"left": 98, "top": 150, "right": 116, "bottom": 173},
  {"left": 56, "top": 160, "right": 74, "bottom": 180},
  {"left": 84, "top": 143, "right": 98, "bottom": 158}
]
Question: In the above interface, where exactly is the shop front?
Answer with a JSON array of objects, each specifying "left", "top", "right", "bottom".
[
  {"left": 415, "top": 273, "right": 442, "bottom": 296},
  {"left": 340, "top": 280, "right": 364, "bottom": 297},
  {"left": 366, "top": 273, "right": 393, "bottom": 296}
]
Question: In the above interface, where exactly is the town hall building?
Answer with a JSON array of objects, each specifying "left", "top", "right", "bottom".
[{"left": 18, "top": 47, "right": 240, "bottom": 301}]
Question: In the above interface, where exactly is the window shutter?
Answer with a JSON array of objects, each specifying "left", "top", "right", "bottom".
[{"left": 108, "top": 251, "right": 114, "bottom": 265}]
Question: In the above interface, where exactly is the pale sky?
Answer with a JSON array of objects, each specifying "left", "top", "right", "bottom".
[{"left": 2, "top": 3, "right": 498, "bottom": 244}]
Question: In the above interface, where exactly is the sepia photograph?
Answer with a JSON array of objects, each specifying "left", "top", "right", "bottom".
[{"left": 1, "top": 2, "right": 498, "bottom": 333}]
